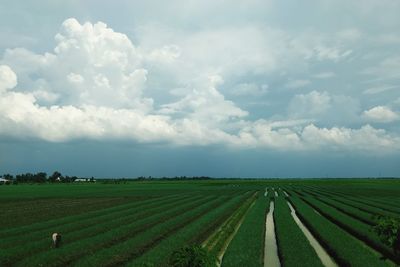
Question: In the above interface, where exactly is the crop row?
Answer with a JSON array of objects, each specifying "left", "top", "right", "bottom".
[
  {"left": 0, "top": 194, "right": 197, "bottom": 249},
  {"left": 289, "top": 195, "right": 390, "bottom": 267},
  {"left": 274, "top": 196, "right": 324, "bottom": 267},
  {"left": 298, "top": 189, "right": 377, "bottom": 225},
  {"left": 266, "top": 187, "right": 277, "bottom": 199},
  {"left": 301, "top": 185, "right": 400, "bottom": 213},
  {"left": 299, "top": 194, "right": 399, "bottom": 264},
  {"left": 204, "top": 192, "right": 258, "bottom": 260},
  {"left": 302, "top": 188, "right": 400, "bottom": 220},
  {"left": 1, "top": 195, "right": 218, "bottom": 266},
  {"left": 221, "top": 193, "right": 269, "bottom": 267},
  {"left": 344, "top": 196, "right": 400, "bottom": 214},
  {"left": 328, "top": 196, "right": 400, "bottom": 218},
  {"left": 182, "top": 192, "right": 253, "bottom": 248},
  {"left": 0, "top": 197, "right": 133, "bottom": 228},
  {"left": 129, "top": 192, "right": 253, "bottom": 267},
  {"left": 69, "top": 194, "right": 239, "bottom": 267},
  {"left": 0, "top": 194, "right": 184, "bottom": 239}
]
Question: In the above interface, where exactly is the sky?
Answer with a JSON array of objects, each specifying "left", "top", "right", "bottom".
[{"left": 0, "top": 0, "right": 399, "bottom": 178}]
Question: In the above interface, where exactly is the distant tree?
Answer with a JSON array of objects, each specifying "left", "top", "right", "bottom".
[
  {"left": 35, "top": 172, "right": 47, "bottom": 183},
  {"left": 49, "top": 171, "right": 62, "bottom": 182},
  {"left": 169, "top": 245, "right": 216, "bottom": 267},
  {"left": 2, "top": 174, "right": 13, "bottom": 180},
  {"left": 16, "top": 173, "right": 34, "bottom": 183},
  {"left": 373, "top": 216, "right": 400, "bottom": 255}
]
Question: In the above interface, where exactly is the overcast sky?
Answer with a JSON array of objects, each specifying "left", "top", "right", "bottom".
[{"left": 0, "top": 1, "right": 399, "bottom": 178}]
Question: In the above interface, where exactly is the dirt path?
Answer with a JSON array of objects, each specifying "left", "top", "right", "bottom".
[
  {"left": 287, "top": 201, "right": 338, "bottom": 267},
  {"left": 264, "top": 201, "right": 280, "bottom": 267}
]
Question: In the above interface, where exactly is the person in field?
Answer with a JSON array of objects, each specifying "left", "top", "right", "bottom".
[{"left": 52, "top": 233, "right": 62, "bottom": 248}]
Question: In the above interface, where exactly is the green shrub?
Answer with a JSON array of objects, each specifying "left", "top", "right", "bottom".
[
  {"left": 373, "top": 216, "right": 400, "bottom": 255},
  {"left": 169, "top": 245, "right": 216, "bottom": 267}
]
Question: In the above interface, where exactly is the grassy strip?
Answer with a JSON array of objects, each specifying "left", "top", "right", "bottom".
[
  {"left": 71, "top": 195, "right": 231, "bottom": 267},
  {"left": 5, "top": 195, "right": 216, "bottom": 267},
  {"left": 0, "top": 194, "right": 195, "bottom": 249},
  {"left": 204, "top": 192, "right": 258, "bottom": 260},
  {"left": 221, "top": 193, "right": 269, "bottom": 267},
  {"left": 0, "top": 194, "right": 179, "bottom": 239},
  {"left": 274, "top": 196, "right": 324, "bottom": 267},
  {"left": 289, "top": 196, "right": 390, "bottom": 267},
  {"left": 127, "top": 192, "right": 252, "bottom": 267},
  {"left": 300, "top": 195, "right": 400, "bottom": 264}
]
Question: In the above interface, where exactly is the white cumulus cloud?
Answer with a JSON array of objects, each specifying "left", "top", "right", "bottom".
[
  {"left": 1, "top": 18, "right": 400, "bottom": 153},
  {"left": 288, "top": 91, "right": 331, "bottom": 117},
  {"left": 2, "top": 18, "right": 150, "bottom": 110},
  {"left": 288, "top": 90, "right": 361, "bottom": 125},
  {"left": 363, "top": 106, "right": 399, "bottom": 123},
  {"left": 301, "top": 124, "right": 400, "bottom": 151},
  {"left": 0, "top": 65, "right": 17, "bottom": 92}
]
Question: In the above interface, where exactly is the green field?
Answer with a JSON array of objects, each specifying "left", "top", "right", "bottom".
[{"left": 1, "top": 179, "right": 400, "bottom": 266}]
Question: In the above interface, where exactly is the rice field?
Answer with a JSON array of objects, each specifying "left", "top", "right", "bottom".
[{"left": 1, "top": 179, "right": 400, "bottom": 266}]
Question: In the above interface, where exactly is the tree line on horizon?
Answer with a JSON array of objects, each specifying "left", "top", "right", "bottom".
[
  {"left": 0, "top": 172, "right": 213, "bottom": 184},
  {"left": 0, "top": 171, "right": 85, "bottom": 184}
]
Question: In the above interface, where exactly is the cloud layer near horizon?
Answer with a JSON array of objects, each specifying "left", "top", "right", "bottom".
[{"left": 0, "top": 13, "right": 400, "bottom": 152}]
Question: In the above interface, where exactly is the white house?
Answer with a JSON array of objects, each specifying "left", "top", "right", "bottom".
[
  {"left": 74, "top": 178, "right": 88, "bottom": 182},
  {"left": 0, "top": 178, "right": 10, "bottom": 184}
]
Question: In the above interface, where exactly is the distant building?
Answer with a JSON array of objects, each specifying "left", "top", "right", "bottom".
[
  {"left": 74, "top": 178, "right": 96, "bottom": 182},
  {"left": 0, "top": 178, "right": 10, "bottom": 184},
  {"left": 74, "top": 178, "right": 88, "bottom": 182}
]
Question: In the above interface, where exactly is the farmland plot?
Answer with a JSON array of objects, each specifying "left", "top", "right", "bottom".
[{"left": 2, "top": 180, "right": 400, "bottom": 266}]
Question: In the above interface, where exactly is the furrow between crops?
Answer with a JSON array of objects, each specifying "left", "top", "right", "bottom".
[
  {"left": 286, "top": 201, "right": 337, "bottom": 267},
  {"left": 264, "top": 200, "right": 280, "bottom": 267}
]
